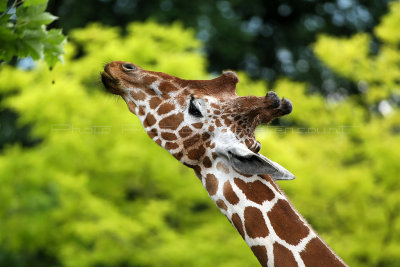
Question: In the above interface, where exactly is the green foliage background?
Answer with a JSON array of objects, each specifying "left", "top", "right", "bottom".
[{"left": 0, "top": 2, "right": 400, "bottom": 267}]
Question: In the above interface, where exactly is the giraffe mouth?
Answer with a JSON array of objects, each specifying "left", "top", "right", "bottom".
[{"left": 101, "top": 71, "right": 121, "bottom": 95}]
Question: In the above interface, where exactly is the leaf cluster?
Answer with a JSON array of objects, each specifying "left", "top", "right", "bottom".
[{"left": 0, "top": 0, "right": 66, "bottom": 67}]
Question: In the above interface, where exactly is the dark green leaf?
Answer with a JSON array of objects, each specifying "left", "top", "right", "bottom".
[
  {"left": 19, "top": 28, "right": 46, "bottom": 59},
  {"left": 0, "top": 40, "right": 17, "bottom": 61},
  {"left": 16, "top": 3, "right": 47, "bottom": 20},
  {"left": 21, "top": 27, "right": 46, "bottom": 40},
  {"left": 43, "top": 29, "right": 66, "bottom": 67},
  {"left": 0, "top": 14, "right": 16, "bottom": 41},
  {"left": 29, "top": 12, "right": 57, "bottom": 26},
  {"left": 0, "top": 26, "right": 17, "bottom": 41},
  {"left": 17, "top": 39, "right": 43, "bottom": 59},
  {"left": 23, "top": 0, "right": 48, "bottom": 8},
  {"left": 17, "top": 4, "right": 57, "bottom": 28},
  {"left": 46, "top": 29, "right": 65, "bottom": 44}
]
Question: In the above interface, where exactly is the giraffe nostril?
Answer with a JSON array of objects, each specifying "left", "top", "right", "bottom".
[{"left": 122, "top": 63, "right": 136, "bottom": 71}]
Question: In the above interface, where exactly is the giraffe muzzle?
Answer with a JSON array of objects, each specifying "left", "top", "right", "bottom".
[
  {"left": 101, "top": 63, "right": 125, "bottom": 95},
  {"left": 101, "top": 72, "right": 120, "bottom": 95}
]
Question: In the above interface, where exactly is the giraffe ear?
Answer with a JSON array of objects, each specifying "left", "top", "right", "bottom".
[{"left": 228, "top": 147, "right": 295, "bottom": 180}]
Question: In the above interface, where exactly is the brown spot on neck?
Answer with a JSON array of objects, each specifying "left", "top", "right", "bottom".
[
  {"left": 173, "top": 152, "right": 183, "bottom": 160},
  {"left": 127, "top": 101, "right": 137, "bottom": 114},
  {"left": 205, "top": 174, "right": 218, "bottom": 196},
  {"left": 223, "top": 181, "right": 239, "bottom": 205},
  {"left": 202, "top": 132, "right": 210, "bottom": 141},
  {"left": 157, "top": 102, "right": 175, "bottom": 115},
  {"left": 193, "top": 165, "right": 202, "bottom": 179},
  {"left": 154, "top": 138, "right": 162, "bottom": 146},
  {"left": 159, "top": 113, "right": 184, "bottom": 130},
  {"left": 165, "top": 142, "right": 179, "bottom": 150},
  {"left": 185, "top": 163, "right": 202, "bottom": 179},
  {"left": 161, "top": 132, "right": 177, "bottom": 141},
  {"left": 177, "top": 95, "right": 186, "bottom": 108},
  {"left": 273, "top": 242, "right": 297, "bottom": 267},
  {"left": 188, "top": 145, "right": 205, "bottom": 160},
  {"left": 231, "top": 213, "right": 245, "bottom": 239},
  {"left": 210, "top": 103, "right": 220, "bottom": 109},
  {"left": 183, "top": 134, "right": 201, "bottom": 149},
  {"left": 300, "top": 237, "right": 346, "bottom": 267},
  {"left": 149, "top": 97, "right": 162, "bottom": 109},
  {"left": 178, "top": 126, "right": 192, "bottom": 138},
  {"left": 192, "top": 122, "right": 203, "bottom": 129},
  {"left": 202, "top": 156, "right": 212, "bottom": 168},
  {"left": 258, "top": 174, "right": 282, "bottom": 193},
  {"left": 147, "top": 128, "right": 158, "bottom": 139},
  {"left": 223, "top": 118, "right": 232, "bottom": 126},
  {"left": 234, "top": 178, "right": 275, "bottom": 205},
  {"left": 130, "top": 90, "right": 146, "bottom": 101},
  {"left": 251, "top": 246, "right": 268, "bottom": 267},
  {"left": 138, "top": 105, "right": 146, "bottom": 116},
  {"left": 244, "top": 206, "right": 269, "bottom": 238},
  {"left": 268, "top": 199, "right": 309, "bottom": 245},
  {"left": 159, "top": 81, "right": 178, "bottom": 92},
  {"left": 143, "top": 113, "right": 156, "bottom": 128},
  {"left": 216, "top": 199, "right": 227, "bottom": 211}
]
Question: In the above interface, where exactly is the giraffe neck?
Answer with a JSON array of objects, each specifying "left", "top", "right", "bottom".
[{"left": 196, "top": 156, "right": 347, "bottom": 267}]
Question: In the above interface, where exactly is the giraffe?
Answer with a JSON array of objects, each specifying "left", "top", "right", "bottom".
[{"left": 101, "top": 61, "right": 348, "bottom": 267}]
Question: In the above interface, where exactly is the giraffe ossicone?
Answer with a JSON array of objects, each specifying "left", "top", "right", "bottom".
[{"left": 101, "top": 61, "right": 347, "bottom": 267}]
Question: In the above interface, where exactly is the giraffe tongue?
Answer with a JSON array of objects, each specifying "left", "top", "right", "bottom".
[
  {"left": 255, "top": 153, "right": 296, "bottom": 180},
  {"left": 227, "top": 146, "right": 295, "bottom": 180}
]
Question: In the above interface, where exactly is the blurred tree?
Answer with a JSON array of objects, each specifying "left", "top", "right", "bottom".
[
  {"left": 47, "top": 0, "right": 392, "bottom": 96},
  {"left": 314, "top": 1, "right": 400, "bottom": 108},
  {"left": 274, "top": 2, "right": 400, "bottom": 265}
]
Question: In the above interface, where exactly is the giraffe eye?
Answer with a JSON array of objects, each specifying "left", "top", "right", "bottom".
[
  {"left": 122, "top": 63, "right": 136, "bottom": 71},
  {"left": 189, "top": 97, "right": 203, "bottom": 118}
]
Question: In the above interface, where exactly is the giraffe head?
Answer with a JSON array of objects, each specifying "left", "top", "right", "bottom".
[{"left": 102, "top": 61, "right": 294, "bottom": 180}]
